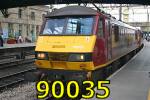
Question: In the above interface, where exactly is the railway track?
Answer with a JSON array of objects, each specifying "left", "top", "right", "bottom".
[{"left": 0, "top": 58, "right": 36, "bottom": 89}]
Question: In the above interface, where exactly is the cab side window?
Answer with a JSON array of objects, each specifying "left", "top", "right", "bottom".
[
  {"left": 114, "top": 25, "right": 119, "bottom": 42},
  {"left": 97, "top": 18, "right": 104, "bottom": 37},
  {"left": 105, "top": 19, "right": 110, "bottom": 35}
]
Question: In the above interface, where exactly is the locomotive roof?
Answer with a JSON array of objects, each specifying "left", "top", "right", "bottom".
[
  {"left": 46, "top": 6, "right": 137, "bottom": 30},
  {"left": 112, "top": 19, "right": 137, "bottom": 30},
  {"left": 46, "top": 6, "right": 98, "bottom": 17}
]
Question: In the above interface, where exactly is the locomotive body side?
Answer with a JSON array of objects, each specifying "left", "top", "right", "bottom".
[
  {"left": 35, "top": 6, "right": 143, "bottom": 82},
  {"left": 92, "top": 15, "right": 141, "bottom": 69}
]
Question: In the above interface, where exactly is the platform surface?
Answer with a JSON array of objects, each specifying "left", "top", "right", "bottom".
[
  {"left": 0, "top": 43, "right": 35, "bottom": 49},
  {"left": 82, "top": 41, "right": 150, "bottom": 100}
]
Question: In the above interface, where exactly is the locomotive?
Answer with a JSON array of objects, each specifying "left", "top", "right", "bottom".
[{"left": 35, "top": 6, "right": 143, "bottom": 84}]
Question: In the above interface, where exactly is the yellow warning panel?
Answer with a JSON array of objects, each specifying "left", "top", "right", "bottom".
[
  {"left": 35, "top": 35, "right": 96, "bottom": 53},
  {"left": 148, "top": 89, "right": 150, "bottom": 100}
]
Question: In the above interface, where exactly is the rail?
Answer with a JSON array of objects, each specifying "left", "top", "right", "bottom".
[{"left": 0, "top": 45, "right": 36, "bottom": 89}]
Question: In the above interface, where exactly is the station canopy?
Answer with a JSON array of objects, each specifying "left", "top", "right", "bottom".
[{"left": 0, "top": 0, "right": 150, "bottom": 9}]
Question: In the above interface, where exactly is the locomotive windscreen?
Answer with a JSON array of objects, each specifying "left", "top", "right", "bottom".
[{"left": 42, "top": 16, "right": 95, "bottom": 35}]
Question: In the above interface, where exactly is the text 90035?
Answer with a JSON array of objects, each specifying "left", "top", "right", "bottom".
[{"left": 36, "top": 80, "right": 110, "bottom": 99}]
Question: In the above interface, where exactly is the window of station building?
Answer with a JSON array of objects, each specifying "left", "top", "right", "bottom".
[
  {"left": 31, "top": 12, "right": 35, "bottom": 20},
  {"left": 19, "top": 24, "right": 22, "bottom": 36},
  {"left": 114, "top": 25, "right": 119, "bottom": 42},
  {"left": 26, "top": 25, "right": 29, "bottom": 36},
  {"left": 97, "top": 18, "right": 104, "bottom": 37},
  {"left": 36, "top": 25, "right": 39, "bottom": 35},
  {"left": 8, "top": 23, "right": 14, "bottom": 36},
  {"left": 31, "top": 25, "right": 35, "bottom": 34},
  {"left": 42, "top": 14, "right": 45, "bottom": 21},
  {"left": 18, "top": 9, "right": 22, "bottom": 18}
]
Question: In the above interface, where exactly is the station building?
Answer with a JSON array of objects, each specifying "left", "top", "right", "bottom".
[{"left": 0, "top": 6, "right": 49, "bottom": 42}]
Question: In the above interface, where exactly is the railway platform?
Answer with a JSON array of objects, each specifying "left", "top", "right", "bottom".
[
  {"left": 0, "top": 43, "right": 35, "bottom": 60},
  {"left": 0, "top": 43, "right": 35, "bottom": 49},
  {"left": 81, "top": 40, "right": 150, "bottom": 100}
]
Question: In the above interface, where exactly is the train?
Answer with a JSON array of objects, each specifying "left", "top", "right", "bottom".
[{"left": 35, "top": 6, "right": 143, "bottom": 84}]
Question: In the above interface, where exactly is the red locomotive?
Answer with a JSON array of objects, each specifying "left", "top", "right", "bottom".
[{"left": 35, "top": 6, "right": 143, "bottom": 84}]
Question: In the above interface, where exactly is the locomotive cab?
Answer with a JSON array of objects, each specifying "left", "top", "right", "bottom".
[
  {"left": 36, "top": 6, "right": 99, "bottom": 70},
  {"left": 36, "top": 16, "right": 97, "bottom": 70},
  {"left": 35, "top": 6, "right": 102, "bottom": 82}
]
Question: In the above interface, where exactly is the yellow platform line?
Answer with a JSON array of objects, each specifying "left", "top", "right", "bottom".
[{"left": 148, "top": 89, "right": 150, "bottom": 100}]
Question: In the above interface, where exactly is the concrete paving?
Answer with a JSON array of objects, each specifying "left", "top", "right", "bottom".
[
  {"left": 0, "top": 43, "right": 35, "bottom": 49},
  {"left": 81, "top": 40, "right": 150, "bottom": 100}
]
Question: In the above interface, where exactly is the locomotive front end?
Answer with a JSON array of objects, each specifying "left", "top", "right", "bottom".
[{"left": 35, "top": 6, "right": 98, "bottom": 81}]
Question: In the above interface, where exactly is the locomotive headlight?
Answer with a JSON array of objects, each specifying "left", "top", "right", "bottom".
[
  {"left": 36, "top": 52, "right": 48, "bottom": 60},
  {"left": 80, "top": 54, "right": 84, "bottom": 60},
  {"left": 38, "top": 53, "right": 46, "bottom": 59},
  {"left": 68, "top": 54, "right": 85, "bottom": 62},
  {"left": 68, "top": 53, "right": 92, "bottom": 62}
]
